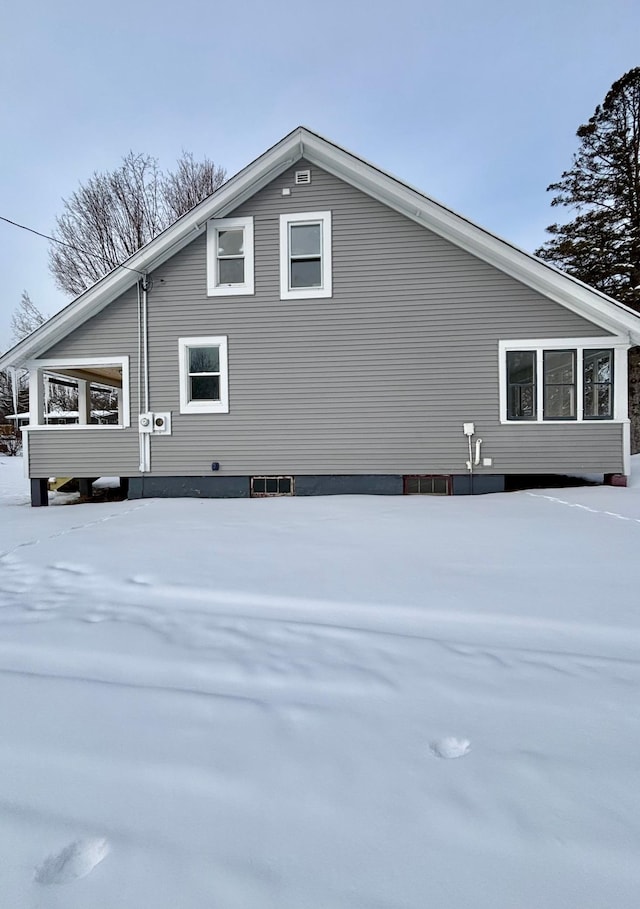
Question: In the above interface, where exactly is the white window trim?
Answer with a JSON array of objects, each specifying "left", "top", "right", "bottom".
[
  {"left": 498, "top": 337, "right": 629, "bottom": 424},
  {"left": 25, "top": 356, "right": 130, "bottom": 430},
  {"left": 178, "top": 336, "right": 229, "bottom": 415},
  {"left": 279, "top": 210, "right": 332, "bottom": 300},
  {"left": 206, "top": 216, "right": 254, "bottom": 296}
]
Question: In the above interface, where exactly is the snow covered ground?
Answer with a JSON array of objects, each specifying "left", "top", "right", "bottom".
[{"left": 1, "top": 457, "right": 640, "bottom": 908}]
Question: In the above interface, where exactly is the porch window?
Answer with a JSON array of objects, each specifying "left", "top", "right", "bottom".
[{"left": 27, "top": 358, "right": 130, "bottom": 428}]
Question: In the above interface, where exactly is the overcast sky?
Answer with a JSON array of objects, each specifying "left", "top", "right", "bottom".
[{"left": 1, "top": 0, "right": 638, "bottom": 350}]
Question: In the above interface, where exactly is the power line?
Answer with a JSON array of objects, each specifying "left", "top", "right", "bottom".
[{"left": 0, "top": 215, "right": 147, "bottom": 278}]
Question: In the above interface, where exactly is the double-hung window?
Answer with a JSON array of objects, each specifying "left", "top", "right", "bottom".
[
  {"left": 506, "top": 351, "right": 536, "bottom": 421},
  {"left": 583, "top": 348, "right": 614, "bottom": 419},
  {"left": 207, "top": 217, "right": 254, "bottom": 296},
  {"left": 280, "top": 211, "right": 332, "bottom": 299},
  {"left": 501, "top": 341, "right": 619, "bottom": 422},
  {"left": 178, "top": 336, "right": 229, "bottom": 414},
  {"left": 543, "top": 349, "right": 577, "bottom": 420}
]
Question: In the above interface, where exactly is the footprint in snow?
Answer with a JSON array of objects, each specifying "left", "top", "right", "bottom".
[
  {"left": 49, "top": 562, "right": 89, "bottom": 576},
  {"left": 34, "top": 837, "right": 109, "bottom": 885},
  {"left": 430, "top": 737, "right": 471, "bottom": 759},
  {"left": 129, "top": 574, "right": 153, "bottom": 586}
]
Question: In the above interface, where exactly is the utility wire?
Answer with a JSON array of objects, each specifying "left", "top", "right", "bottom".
[{"left": 0, "top": 214, "right": 147, "bottom": 277}]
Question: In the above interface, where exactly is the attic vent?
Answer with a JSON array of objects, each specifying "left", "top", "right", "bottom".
[{"left": 295, "top": 169, "right": 311, "bottom": 185}]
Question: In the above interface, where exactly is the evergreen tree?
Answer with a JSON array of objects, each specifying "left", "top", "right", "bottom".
[
  {"left": 536, "top": 68, "right": 640, "bottom": 455},
  {"left": 536, "top": 67, "right": 640, "bottom": 309}
]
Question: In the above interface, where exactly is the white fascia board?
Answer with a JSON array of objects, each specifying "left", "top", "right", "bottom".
[{"left": 300, "top": 132, "right": 640, "bottom": 344}]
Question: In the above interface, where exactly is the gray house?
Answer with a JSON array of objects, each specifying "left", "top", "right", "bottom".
[{"left": 3, "top": 127, "right": 640, "bottom": 506}]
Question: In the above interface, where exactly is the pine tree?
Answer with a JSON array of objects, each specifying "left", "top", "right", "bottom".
[
  {"left": 536, "top": 68, "right": 640, "bottom": 455},
  {"left": 536, "top": 67, "right": 640, "bottom": 309}
]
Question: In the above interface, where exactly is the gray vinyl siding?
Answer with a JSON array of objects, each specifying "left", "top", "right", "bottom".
[
  {"left": 30, "top": 161, "right": 624, "bottom": 479},
  {"left": 28, "top": 429, "right": 140, "bottom": 477}
]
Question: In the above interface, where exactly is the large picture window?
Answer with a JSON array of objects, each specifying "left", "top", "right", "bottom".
[
  {"left": 501, "top": 341, "right": 621, "bottom": 423},
  {"left": 280, "top": 211, "right": 332, "bottom": 300},
  {"left": 178, "top": 336, "right": 229, "bottom": 414},
  {"left": 207, "top": 217, "right": 254, "bottom": 296}
]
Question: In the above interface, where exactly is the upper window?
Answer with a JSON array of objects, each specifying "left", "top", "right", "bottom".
[
  {"left": 178, "top": 336, "right": 229, "bottom": 414},
  {"left": 501, "top": 341, "right": 618, "bottom": 422},
  {"left": 279, "top": 211, "right": 332, "bottom": 299},
  {"left": 207, "top": 217, "right": 254, "bottom": 296}
]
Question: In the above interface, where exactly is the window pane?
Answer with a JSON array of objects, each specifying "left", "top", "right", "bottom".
[
  {"left": 217, "top": 229, "right": 244, "bottom": 257},
  {"left": 266, "top": 477, "right": 278, "bottom": 494},
  {"left": 405, "top": 477, "right": 419, "bottom": 494},
  {"left": 290, "top": 223, "right": 321, "bottom": 256},
  {"left": 506, "top": 350, "right": 535, "bottom": 385},
  {"left": 595, "top": 353, "right": 611, "bottom": 383},
  {"left": 544, "top": 384, "right": 575, "bottom": 418},
  {"left": 218, "top": 258, "right": 245, "bottom": 285},
  {"left": 508, "top": 384, "right": 535, "bottom": 419},
  {"left": 544, "top": 350, "right": 575, "bottom": 384},
  {"left": 585, "top": 384, "right": 612, "bottom": 418},
  {"left": 598, "top": 385, "right": 612, "bottom": 416},
  {"left": 189, "top": 346, "right": 219, "bottom": 373},
  {"left": 584, "top": 384, "right": 595, "bottom": 418},
  {"left": 252, "top": 477, "right": 265, "bottom": 494},
  {"left": 190, "top": 375, "right": 220, "bottom": 400},
  {"left": 432, "top": 476, "right": 448, "bottom": 495},
  {"left": 291, "top": 258, "right": 321, "bottom": 288},
  {"left": 279, "top": 477, "right": 292, "bottom": 494}
]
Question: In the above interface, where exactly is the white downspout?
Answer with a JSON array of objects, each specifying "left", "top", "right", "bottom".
[
  {"left": 137, "top": 278, "right": 151, "bottom": 473},
  {"left": 142, "top": 275, "right": 150, "bottom": 415}
]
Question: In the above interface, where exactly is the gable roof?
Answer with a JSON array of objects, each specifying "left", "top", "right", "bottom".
[{"left": 3, "top": 125, "right": 640, "bottom": 368}]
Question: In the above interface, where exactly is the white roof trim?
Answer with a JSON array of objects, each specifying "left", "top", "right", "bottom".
[{"left": 2, "top": 126, "right": 639, "bottom": 369}]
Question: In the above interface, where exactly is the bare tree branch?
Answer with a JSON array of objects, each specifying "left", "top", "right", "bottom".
[
  {"left": 49, "top": 151, "right": 226, "bottom": 297},
  {"left": 10, "top": 290, "right": 47, "bottom": 343}
]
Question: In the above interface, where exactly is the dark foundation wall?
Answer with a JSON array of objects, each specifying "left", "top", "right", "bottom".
[
  {"left": 127, "top": 476, "right": 250, "bottom": 499},
  {"left": 124, "top": 474, "right": 506, "bottom": 500}
]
